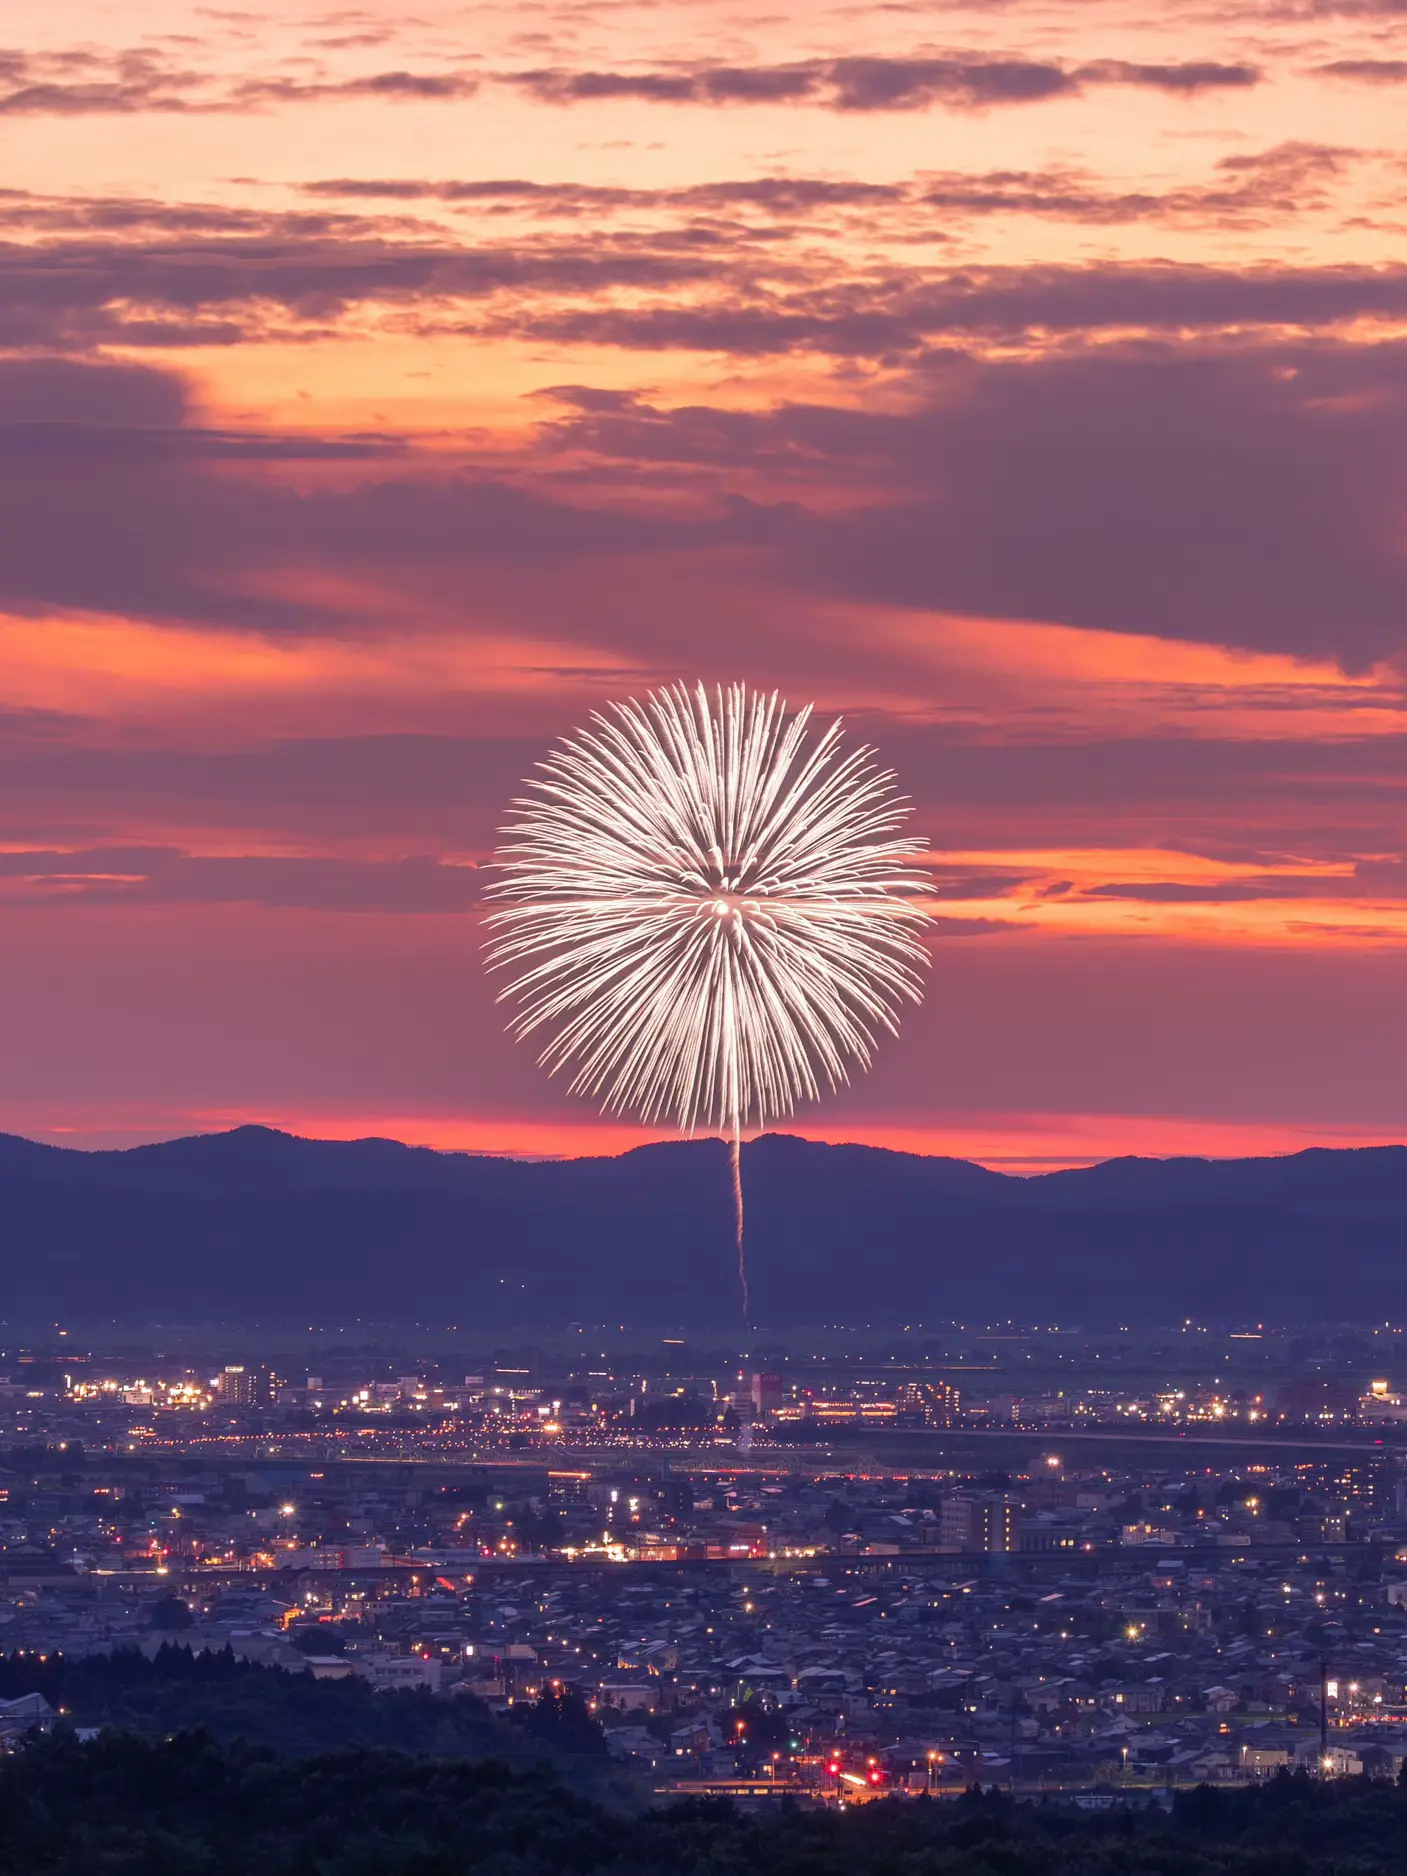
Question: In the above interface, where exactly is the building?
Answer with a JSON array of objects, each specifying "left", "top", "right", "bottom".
[
  {"left": 214, "top": 1364, "right": 277, "bottom": 1406},
  {"left": 939, "top": 1493, "right": 1020, "bottom": 1552},
  {"left": 895, "top": 1381, "right": 961, "bottom": 1428},
  {"left": 1276, "top": 1377, "right": 1359, "bottom": 1424}
]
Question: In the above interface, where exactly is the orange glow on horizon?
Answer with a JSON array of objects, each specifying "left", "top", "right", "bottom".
[{"left": 17, "top": 1107, "right": 1407, "bottom": 1176}]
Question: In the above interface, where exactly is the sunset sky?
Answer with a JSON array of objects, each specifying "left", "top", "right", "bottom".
[{"left": 6, "top": 0, "right": 1407, "bottom": 1166}]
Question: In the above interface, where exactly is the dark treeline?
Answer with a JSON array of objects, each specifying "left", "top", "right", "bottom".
[
  {"left": 9, "top": 1651, "right": 1407, "bottom": 1872},
  {"left": 2, "top": 1734, "right": 1407, "bottom": 1875},
  {"left": 0, "top": 1646, "right": 613, "bottom": 1776}
]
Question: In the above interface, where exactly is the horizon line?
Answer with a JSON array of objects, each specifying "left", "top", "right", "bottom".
[{"left": 9, "top": 1114, "right": 1407, "bottom": 1177}]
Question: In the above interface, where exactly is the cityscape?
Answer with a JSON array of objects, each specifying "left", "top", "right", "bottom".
[{"left": 0, "top": 1325, "right": 1405, "bottom": 1801}]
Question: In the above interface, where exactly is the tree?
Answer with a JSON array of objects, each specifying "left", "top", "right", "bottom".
[
  {"left": 509, "top": 1687, "right": 607, "bottom": 1756},
  {"left": 148, "top": 1595, "right": 193, "bottom": 1631},
  {"left": 290, "top": 1626, "right": 345, "bottom": 1656}
]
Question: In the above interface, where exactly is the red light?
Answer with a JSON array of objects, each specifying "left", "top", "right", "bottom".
[
  {"left": 827, "top": 1762, "right": 839, "bottom": 1774},
  {"left": 869, "top": 1770, "right": 882, "bottom": 1784}
]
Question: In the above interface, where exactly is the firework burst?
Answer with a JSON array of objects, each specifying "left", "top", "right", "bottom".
[{"left": 485, "top": 681, "right": 932, "bottom": 1322}]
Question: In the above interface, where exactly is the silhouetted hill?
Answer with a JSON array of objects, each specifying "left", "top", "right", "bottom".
[{"left": 4, "top": 1126, "right": 1407, "bottom": 1327}]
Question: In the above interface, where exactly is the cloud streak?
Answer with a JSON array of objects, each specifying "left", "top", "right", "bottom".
[
  {"left": 0, "top": 45, "right": 1263, "bottom": 121},
  {"left": 0, "top": 847, "right": 481, "bottom": 911},
  {"left": 298, "top": 143, "right": 1350, "bottom": 231},
  {"left": 506, "top": 55, "right": 1261, "bottom": 113},
  {"left": 0, "top": 48, "right": 480, "bottom": 116},
  {"left": 10, "top": 344, "right": 1407, "bottom": 671}
]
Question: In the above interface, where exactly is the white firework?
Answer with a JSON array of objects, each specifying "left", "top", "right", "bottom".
[{"left": 484, "top": 681, "right": 932, "bottom": 1321}]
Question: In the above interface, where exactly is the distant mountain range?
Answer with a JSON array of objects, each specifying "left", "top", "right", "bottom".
[{"left": 4, "top": 1125, "right": 1407, "bottom": 1329}]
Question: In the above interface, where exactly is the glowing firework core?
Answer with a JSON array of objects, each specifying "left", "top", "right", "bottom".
[{"left": 485, "top": 681, "right": 932, "bottom": 1321}]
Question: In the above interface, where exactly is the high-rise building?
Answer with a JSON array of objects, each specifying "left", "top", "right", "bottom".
[
  {"left": 749, "top": 1373, "right": 784, "bottom": 1416},
  {"left": 895, "top": 1380, "right": 962, "bottom": 1428},
  {"left": 214, "top": 1363, "right": 278, "bottom": 1406}
]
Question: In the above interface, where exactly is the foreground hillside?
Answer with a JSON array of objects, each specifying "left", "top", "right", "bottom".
[
  {"left": 2, "top": 1731, "right": 1407, "bottom": 1875},
  {"left": 5, "top": 1125, "right": 1407, "bottom": 1326}
]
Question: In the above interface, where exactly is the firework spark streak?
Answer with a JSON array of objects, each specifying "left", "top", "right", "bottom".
[{"left": 485, "top": 682, "right": 933, "bottom": 1325}]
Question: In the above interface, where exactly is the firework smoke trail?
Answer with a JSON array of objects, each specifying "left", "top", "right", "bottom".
[
  {"left": 485, "top": 682, "right": 932, "bottom": 1328},
  {"left": 730, "top": 1125, "right": 749, "bottom": 1326}
]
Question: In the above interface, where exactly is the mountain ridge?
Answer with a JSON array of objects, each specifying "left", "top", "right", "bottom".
[{"left": 4, "top": 1125, "right": 1407, "bottom": 1326}]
